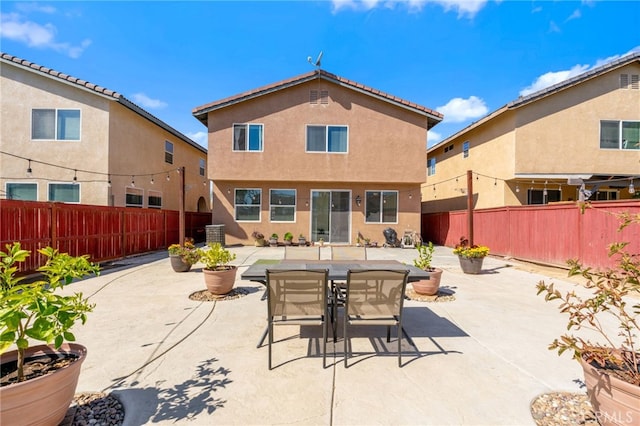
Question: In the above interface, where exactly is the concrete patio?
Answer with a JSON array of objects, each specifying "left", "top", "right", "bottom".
[{"left": 62, "top": 244, "right": 602, "bottom": 425}]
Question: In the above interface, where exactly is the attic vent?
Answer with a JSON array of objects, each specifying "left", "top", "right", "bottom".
[
  {"left": 621, "top": 74, "right": 629, "bottom": 88},
  {"left": 620, "top": 74, "right": 639, "bottom": 89},
  {"left": 310, "top": 90, "right": 329, "bottom": 104},
  {"left": 320, "top": 90, "right": 329, "bottom": 104}
]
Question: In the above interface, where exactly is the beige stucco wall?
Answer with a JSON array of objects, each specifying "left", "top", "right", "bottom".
[
  {"left": 205, "top": 78, "right": 429, "bottom": 245},
  {"left": 207, "top": 79, "right": 428, "bottom": 184},
  {"left": 1, "top": 60, "right": 209, "bottom": 212},
  {"left": 213, "top": 180, "right": 421, "bottom": 246},
  {"left": 423, "top": 62, "right": 640, "bottom": 212},
  {"left": 514, "top": 62, "right": 640, "bottom": 175},
  {"left": 1, "top": 60, "right": 110, "bottom": 204},
  {"left": 108, "top": 104, "right": 209, "bottom": 211}
]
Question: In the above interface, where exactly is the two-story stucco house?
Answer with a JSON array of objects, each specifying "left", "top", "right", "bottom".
[
  {"left": 193, "top": 69, "right": 442, "bottom": 246},
  {"left": 0, "top": 53, "right": 209, "bottom": 212},
  {"left": 423, "top": 52, "right": 640, "bottom": 213}
]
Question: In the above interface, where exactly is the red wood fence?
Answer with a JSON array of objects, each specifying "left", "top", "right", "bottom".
[
  {"left": 422, "top": 200, "right": 640, "bottom": 270},
  {"left": 0, "top": 200, "right": 212, "bottom": 273}
]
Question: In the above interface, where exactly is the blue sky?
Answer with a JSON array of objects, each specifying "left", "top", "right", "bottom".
[{"left": 1, "top": 1, "right": 639, "bottom": 148}]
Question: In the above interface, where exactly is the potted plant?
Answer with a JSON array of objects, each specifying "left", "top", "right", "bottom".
[
  {"left": 283, "top": 232, "right": 294, "bottom": 246},
  {"left": 168, "top": 240, "right": 200, "bottom": 272},
  {"left": 298, "top": 234, "right": 307, "bottom": 246},
  {"left": 198, "top": 242, "right": 237, "bottom": 295},
  {"left": 536, "top": 212, "right": 639, "bottom": 426},
  {"left": 452, "top": 237, "right": 489, "bottom": 274},
  {"left": 251, "top": 231, "right": 265, "bottom": 247},
  {"left": 411, "top": 241, "right": 443, "bottom": 296},
  {"left": 269, "top": 233, "right": 279, "bottom": 247},
  {"left": 0, "top": 242, "right": 100, "bottom": 426}
]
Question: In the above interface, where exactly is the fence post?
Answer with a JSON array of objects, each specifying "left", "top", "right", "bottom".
[
  {"left": 51, "top": 202, "right": 57, "bottom": 249},
  {"left": 467, "top": 170, "right": 474, "bottom": 245}
]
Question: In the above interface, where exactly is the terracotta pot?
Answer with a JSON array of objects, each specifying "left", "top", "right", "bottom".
[
  {"left": 458, "top": 256, "right": 484, "bottom": 274},
  {"left": 579, "top": 356, "right": 640, "bottom": 426},
  {"left": 203, "top": 266, "right": 237, "bottom": 295},
  {"left": 170, "top": 254, "right": 192, "bottom": 272},
  {"left": 0, "top": 343, "right": 87, "bottom": 426},
  {"left": 412, "top": 268, "right": 443, "bottom": 295}
]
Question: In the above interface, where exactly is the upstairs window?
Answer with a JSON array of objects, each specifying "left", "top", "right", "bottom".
[
  {"left": 199, "top": 158, "right": 206, "bottom": 176},
  {"left": 233, "top": 124, "right": 263, "bottom": 151},
  {"left": 32, "top": 109, "right": 80, "bottom": 141},
  {"left": 306, "top": 125, "right": 348, "bottom": 153},
  {"left": 365, "top": 191, "right": 398, "bottom": 223},
  {"left": 270, "top": 189, "right": 296, "bottom": 222},
  {"left": 600, "top": 120, "right": 639, "bottom": 150},
  {"left": 165, "top": 141, "right": 174, "bottom": 164},
  {"left": 462, "top": 141, "right": 470, "bottom": 158},
  {"left": 427, "top": 158, "right": 436, "bottom": 176}
]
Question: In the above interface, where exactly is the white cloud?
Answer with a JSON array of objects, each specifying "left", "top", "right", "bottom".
[
  {"left": 15, "top": 3, "right": 56, "bottom": 14},
  {"left": 130, "top": 93, "right": 168, "bottom": 109},
  {"left": 519, "top": 64, "right": 589, "bottom": 97},
  {"left": 331, "top": 0, "right": 487, "bottom": 17},
  {"left": 0, "top": 12, "right": 91, "bottom": 58},
  {"left": 548, "top": 20, "right": 561, "bottom": 33},
  {"left": 436, "top": 96, "right": 488, "bottom": 123},
  {"left": 427, "top": 129, "right": 442, "bottom": 145},
  {"left": 187, "top": 131, "right": 208, "bottom": 147},
  {"left": 566, "top": 9, "right": 581, "bottom": 21}
]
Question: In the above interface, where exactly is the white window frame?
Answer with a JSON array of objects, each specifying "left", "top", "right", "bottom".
[
  {"left": 165, "top": 141, "right": 174, "bottom": 164},
  {"left": 427, "top": 158, "right": 436, "bottom": 176},
  {"left": 305, "top": 125, "right": 348, "bottom": 153},
  {"left": 5, "top": 182, "right": 38, "bottom": 201},
  {"left": 232, "top": 123, "right": 264, "bottom": 152},
  {"left": 235, "top": 188, "right": 262, "bottom": 222},
  {"left": 125, "top": 186, "right": 144, "bottom": 208},
  {"left": 31, "top": 108, "right": 81, "bottom": 141},
  {"left": 600, "top": 120, "right": 640, "bottom": 150},
  {"left": 148, "top": 190, "right": 162, "bottom": 209},
  {"left": 364, "top": 190, "right": 399, "bottom": 224},
  {"left": 48, "top": 182, "right": 80, "bottom": 203},
  {"left": 462, "top": 141, "right": 470, "bottom": 158},
  {"left": 269, "top": 189, "right": 296, "bottom": 222}
]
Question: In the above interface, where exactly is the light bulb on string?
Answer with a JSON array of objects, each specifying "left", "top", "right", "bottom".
[
  {"left": 630, "top": 180, "right": 636, "bottom": 195},
  {"left": 166, "top": 174, "right": 170, "bottom": 181},
  {"left": 108, "top": 175, "right": 112, "bottom": 188},
  {"left": 151, "top": 175, "right": 155, "bottom": 185},
  {"left": 515, "top": 185, "right": 520, "bottom": 193},
  {"left": 73, "top": 169, "right": 78, "bottom": 184},
  {"left": 26, "top": 159, "right": 33, "bottom": 177},
  {"left": 131, "top": 176, "right": 135, "bottom": 187}
]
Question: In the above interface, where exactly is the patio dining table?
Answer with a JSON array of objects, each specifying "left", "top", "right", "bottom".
[{"left": 241, "top": 259, "right": 430, "bottom": 348}]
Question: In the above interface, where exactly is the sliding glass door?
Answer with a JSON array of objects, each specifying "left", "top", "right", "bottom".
[{"left": 310, "top": 190, "right": 350, "bottom": 243}]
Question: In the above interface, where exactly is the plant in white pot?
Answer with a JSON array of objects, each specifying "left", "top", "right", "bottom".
[
  {"left": 536, "top": 212, "right": 639, "bottom": 426},
  {"left": 0, "top": 242, "right": 100, "bottom": 426},
  {"left": 411, "top": 241, "right": 442, "bottom": 296},
  {"left": 199, "top": 243, "right": 237, "bottom": 295}
]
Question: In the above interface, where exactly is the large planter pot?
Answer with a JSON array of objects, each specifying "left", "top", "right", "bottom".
[
  {"left": 411, "top": 268, "right": 443, "bottom": 295},
  {"left": 0, "top": 343, "right": 87, "bottom": 426},
  {"left": 458, "top": 256, "right": 485, "bottom": 274},
  {"left": 254, "top": 238, "right": 265, "bottom": 247},
  {"left": 203, "top": 266, "right": 237, "bottom": 295},
  {"left": 579, "top": 356, "right": 640, "bottom": 426},
  {"left": 170, "top": 254, "right": 192, "bottom": 272}
]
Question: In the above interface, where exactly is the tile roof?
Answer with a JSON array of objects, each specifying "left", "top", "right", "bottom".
[
  {"left": 1, "top": 52, "right": 206, "bottom": 154},
  {"left": 192, "top": 69, "right": 443, "bottom": 128}
]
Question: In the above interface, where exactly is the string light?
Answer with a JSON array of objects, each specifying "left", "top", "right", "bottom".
[
  {"left": 630, "top": 180, "right": 636, "bottom": 195},
  {"left": 515, "top": 184, "right": 520, "bottom": 193},
  {"left": 73, "top": 169, "right": 78, "bottom": 184},
  {"left": 26, "top": 159, "right": 32, "bottom": 177},
  {"left": 166, "top": 174, "right": 171, "bottom": 181},
  {"left": 108, "top": 175, "right": 112, "bottom": 188},
  {"left": 151, "top": 175, "right": 155, "bottom": 185},
  {"left": 131, "top": 175, "right": 135, "bottom": 187}
]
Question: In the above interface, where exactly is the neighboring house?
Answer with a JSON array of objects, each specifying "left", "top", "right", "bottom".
[
  {"left": 193, "top": 69, "right": 442, "bottom": 246},
  {"left": 0, "top": 53, "right": 209, "bottom": 212},
  {"left": 423, "top": 52, "right": 640, "bottom": 213}
]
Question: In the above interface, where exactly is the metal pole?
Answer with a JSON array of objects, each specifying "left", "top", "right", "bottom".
[
  {"left": 179, "top": 166, "right": 185, "bottom": 244},
  {"left": 467, "top": 170, "right": 474, "bottom": 246}
]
